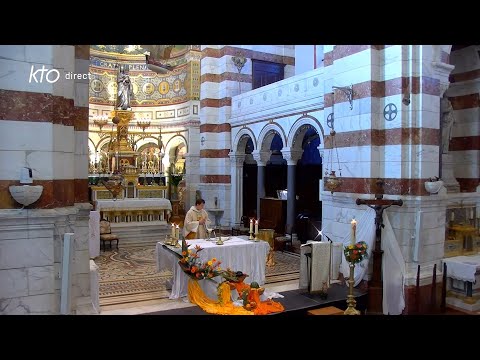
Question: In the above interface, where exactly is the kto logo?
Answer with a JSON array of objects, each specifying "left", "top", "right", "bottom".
[{"left": 29, "top": 65, "right": 60, "bottom": 83}]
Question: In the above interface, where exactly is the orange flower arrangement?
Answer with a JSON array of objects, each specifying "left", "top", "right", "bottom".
[
  {"left": 178, "top": 243, "right": 223, "bottom": 281},
  {"left": 344, "top": 241, "right": 368, "bottom": 264}
]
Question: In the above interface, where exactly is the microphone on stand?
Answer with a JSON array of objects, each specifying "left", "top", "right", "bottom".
[{"left": 320, "top": 231, "right": 333, "bottom": 243}]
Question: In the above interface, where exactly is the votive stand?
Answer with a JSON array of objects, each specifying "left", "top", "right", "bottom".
[{"left": 344, "top": 263, "right": 360, "bottom": 315}]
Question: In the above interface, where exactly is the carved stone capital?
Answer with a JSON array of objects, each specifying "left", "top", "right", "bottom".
[
  {"left": 281, "top": 148, "right": 303, "bottom": 166},
  {"left": 252, "top": 150, "right": 271, "bottom": 167},
  {"left": 229, "top": 152, "right": 246, "bottom": 167}
]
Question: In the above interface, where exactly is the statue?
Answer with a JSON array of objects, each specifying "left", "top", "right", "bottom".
[
  {"left": 441, "top": 97, "right": 455, "bottom": 154},
  {"left": 117, "top": 65, "right": 133, "bottom": 110}
]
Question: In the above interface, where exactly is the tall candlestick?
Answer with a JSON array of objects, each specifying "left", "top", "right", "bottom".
[
  {"left": 175, "top": 224, "right": 179, "bottom": 239},
  {"left": 171, "top": 223, "right": 175, "bottom": 238},
  {"left": 249, "top": 219, "right": 253, "bottom": 233},
  {"left": 450, "top": 211, "right": 455, "bottom": 222},
  {"left": 470, "top": 208, "right": 474, "bottom": 220},
  {"left": 255, "top": 220, "right": 259, "bottom": 235},
  {"left": 351, "top": 219, "right": 357, "bottom": 245}
]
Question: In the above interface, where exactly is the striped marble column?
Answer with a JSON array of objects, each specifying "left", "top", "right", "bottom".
[
  {"left": 200, "top": 46, "right": 295, "bottom": 226},
  {"left": 199, "top": 45, "right": 248, "bottom": 225},
  {"left": 321, "top": 45, "right": 465, "bottom": 314},
  {"left": 447, "top": 45, "right": 480, "bottom": 192},
  {"left": 0, "top": 45, "right": 92, "bottom": 314}
]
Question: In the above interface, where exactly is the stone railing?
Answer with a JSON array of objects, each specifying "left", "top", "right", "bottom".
[{"left": 230, "top": 68, "right": 325, "bottom": 124}]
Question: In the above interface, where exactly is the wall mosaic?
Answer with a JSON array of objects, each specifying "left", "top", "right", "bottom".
[{"left": 89, "top": 62, "right": 189, "bottom": 106}]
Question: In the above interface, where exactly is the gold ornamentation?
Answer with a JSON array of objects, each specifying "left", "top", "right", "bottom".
[
  {"left": 142, "top": 82, "right": 155, "bottom": 95},
  {"left": 344, "top": 263, "right": 360, "bottom": 315},
  {"left": 159, "top": 81, "right": 170, "bottom": 95}
]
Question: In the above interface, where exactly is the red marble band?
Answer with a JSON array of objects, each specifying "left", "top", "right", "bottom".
[
  {"left": 331, "top": 177, "right": 430, "bottom": 196},
  {"left": 324, "top": 45, "right": 394, "bottom": 67},
  {"left": 200, "top": 123, "right": 231, "bottom": 133},
  {"left": 456, "top": 178, "right": 479, "bottom": 193},
  {"left": 0, "top": 179, "right": 89, "bottom": 209},
  {"left": 324, "top": 76, "right": 440, "bottom": 107},
  {"left": 201, "top": 72, "right": 252, "bottom": 84},
  {"left": 202, "top": 46, "right": 295, "bottom": 66},
  {"left": 74, "top": 178, "right": 89, "bottom": 203},
  {"left": 450, "top": 93, "right": 480, "bottom": 110},
  {"left": 0, "top": 90, "right": 89, "bottom": 131},
  {"left": 324, "top": 128, "right": 439, "bottom": 148},
  {"left": 200, "top": 97, "right": 232, "bottom": 109},
  {"left": 449, "top": 136, "right": 480, "bottom": 151},
  {"left": 449, "top": 68, "right": 480, "bottom": 83},
  {"left": 200, "top": 175, "right": 231, "bottom": 184},
  {"left": 200, "top": 149, "right": 230, "bottom": 158}
]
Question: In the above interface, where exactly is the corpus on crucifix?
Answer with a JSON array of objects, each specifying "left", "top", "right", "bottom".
[{"left": 355, "top": 179, "right": 403, "bottom": 314}]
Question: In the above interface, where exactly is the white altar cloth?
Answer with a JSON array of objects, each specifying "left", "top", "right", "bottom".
[
  {"left": 156, "top": 236, "right": 270, "bottom": 299},
  {"left": 442, "top": 255, "right": 480, "bottom": 283},
  {"left": 96, "top": 198, "right": 172, "bottom": 211}
]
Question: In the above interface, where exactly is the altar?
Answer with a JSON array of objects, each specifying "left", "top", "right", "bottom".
[
  {"left": 156, "top": 236, "right": 270, "bottom": 300},
  {"left": 96, "top": 198, "right": 172, "bottom": 223},
  {"left": 442, "top": 254, "right": 480, "bottom": 312}
]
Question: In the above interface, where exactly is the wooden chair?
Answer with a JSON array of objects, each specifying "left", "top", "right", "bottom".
[
  {"left": 231, "top": 215, "right": 250, "bottom": 236},
  {"left": 99, "top": 219, "right": 119, "bottom": 251}
]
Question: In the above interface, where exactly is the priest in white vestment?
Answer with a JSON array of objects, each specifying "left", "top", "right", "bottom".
[{"left": 183, "top": 198, "right": 212, "bottom": 239}]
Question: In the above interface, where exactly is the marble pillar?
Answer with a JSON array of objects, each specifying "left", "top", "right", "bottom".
[
  {"left": 229, "top": 152, "right": 246, "bottom": 226},
  {"left": 252, "top": 151, "right": 270, "bottom": 219},
  {"left": 281, "top": 148, "right": 303, "bottom": 230}
]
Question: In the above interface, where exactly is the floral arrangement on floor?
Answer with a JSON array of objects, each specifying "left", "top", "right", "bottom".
[
  {"left": 344, "top": 241, "right": 368, "bottom": 265},
  {"left": 178, "top": 239, "right": 284, "bottom": 315}
]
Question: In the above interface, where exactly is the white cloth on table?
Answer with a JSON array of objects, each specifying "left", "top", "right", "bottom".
[
  {"left": 442, "top": 255, "right": 480, "bottom": 283},
  {"left": 156, "top": 236, "right": 270, "bottom": 300},
  {"left": 96, "top": 198, "right": 172, "bottom": 211},
  {"left": 89, "top": 211, "right": 100, "bottom": 258},
  {"left": 299, "top": 241, "right": 331, "bottom": 291}
]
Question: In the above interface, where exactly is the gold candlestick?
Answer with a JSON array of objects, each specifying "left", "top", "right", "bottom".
[
  {"left": 344, "top": 263, "right": 360, "bottom": 315},
  {"left": 249, "top": 230, "right": 254, "bottom": 240}
]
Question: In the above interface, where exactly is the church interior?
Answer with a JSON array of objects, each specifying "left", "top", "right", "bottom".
[{"left": 0, "top": 44, "right": 479, "bottom": 315}]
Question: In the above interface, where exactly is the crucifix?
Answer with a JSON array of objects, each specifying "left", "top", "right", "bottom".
[{"left": 355, "top": 179, "right": 403, "bottom": 314}]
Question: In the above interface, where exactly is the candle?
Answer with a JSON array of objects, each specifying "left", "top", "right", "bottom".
[
  {"left": 254, "top": 220, "right": 259, "bottom": 235},
  {"left": 249, "top": 219, "right": 253, "bottom": 233},
  {"left": 351, "top": 219, "right": 357, "bottom": 245},
  {"left": 116, "top": 151, "right": 119, "bottom": 171},
  {"left": 450, "top": 211, "right": 454, "bottom": 222},
  {"left": 470, "top": 208, "right": 474, "bottom": 220},
  {"left": 171, "top": 223, "right": 175, "bottom": 238},
  {"left": 175, "top": 224, "right": 179, "bottom": 239}
]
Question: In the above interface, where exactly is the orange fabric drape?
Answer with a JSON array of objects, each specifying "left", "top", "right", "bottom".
[{"left": 187, "top": 279, "right": 253, "bottom": 315}]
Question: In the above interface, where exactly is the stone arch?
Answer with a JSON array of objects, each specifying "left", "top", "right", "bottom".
[
  {"left": 257, "top": 122, "right": 287, "bottom": 152},
  {"left": 88, "top": 137, "right": 96, "bottom": 152},
  {"left": 97, "top": 136, "right": 113, "bottom": 152},
  {"left": 165, "top": 134, "right": 188, "bottom": 154},
  {"left": 233, "top": 127, "right": 257, "bottom": 153},
  {"left": 287, "top": 114, "right": 325, "bottom": 152}
]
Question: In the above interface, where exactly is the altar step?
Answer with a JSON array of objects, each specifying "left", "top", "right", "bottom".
[{"left": 110, "top": 221, "right": 171, "bottom": 246}]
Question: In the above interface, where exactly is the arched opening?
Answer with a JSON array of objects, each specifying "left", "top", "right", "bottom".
[
  {"left": 297, "top": 127, "right": 322, "bottom": 214},
  {"left": 295, "top": 127, "right": 322, "bottom": 243},
  {"left": 265, "top": 133, "right": 287, "bottom": 197},
  {"left": 242, "top": 137, "right": 257, "bottom": 219}
]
